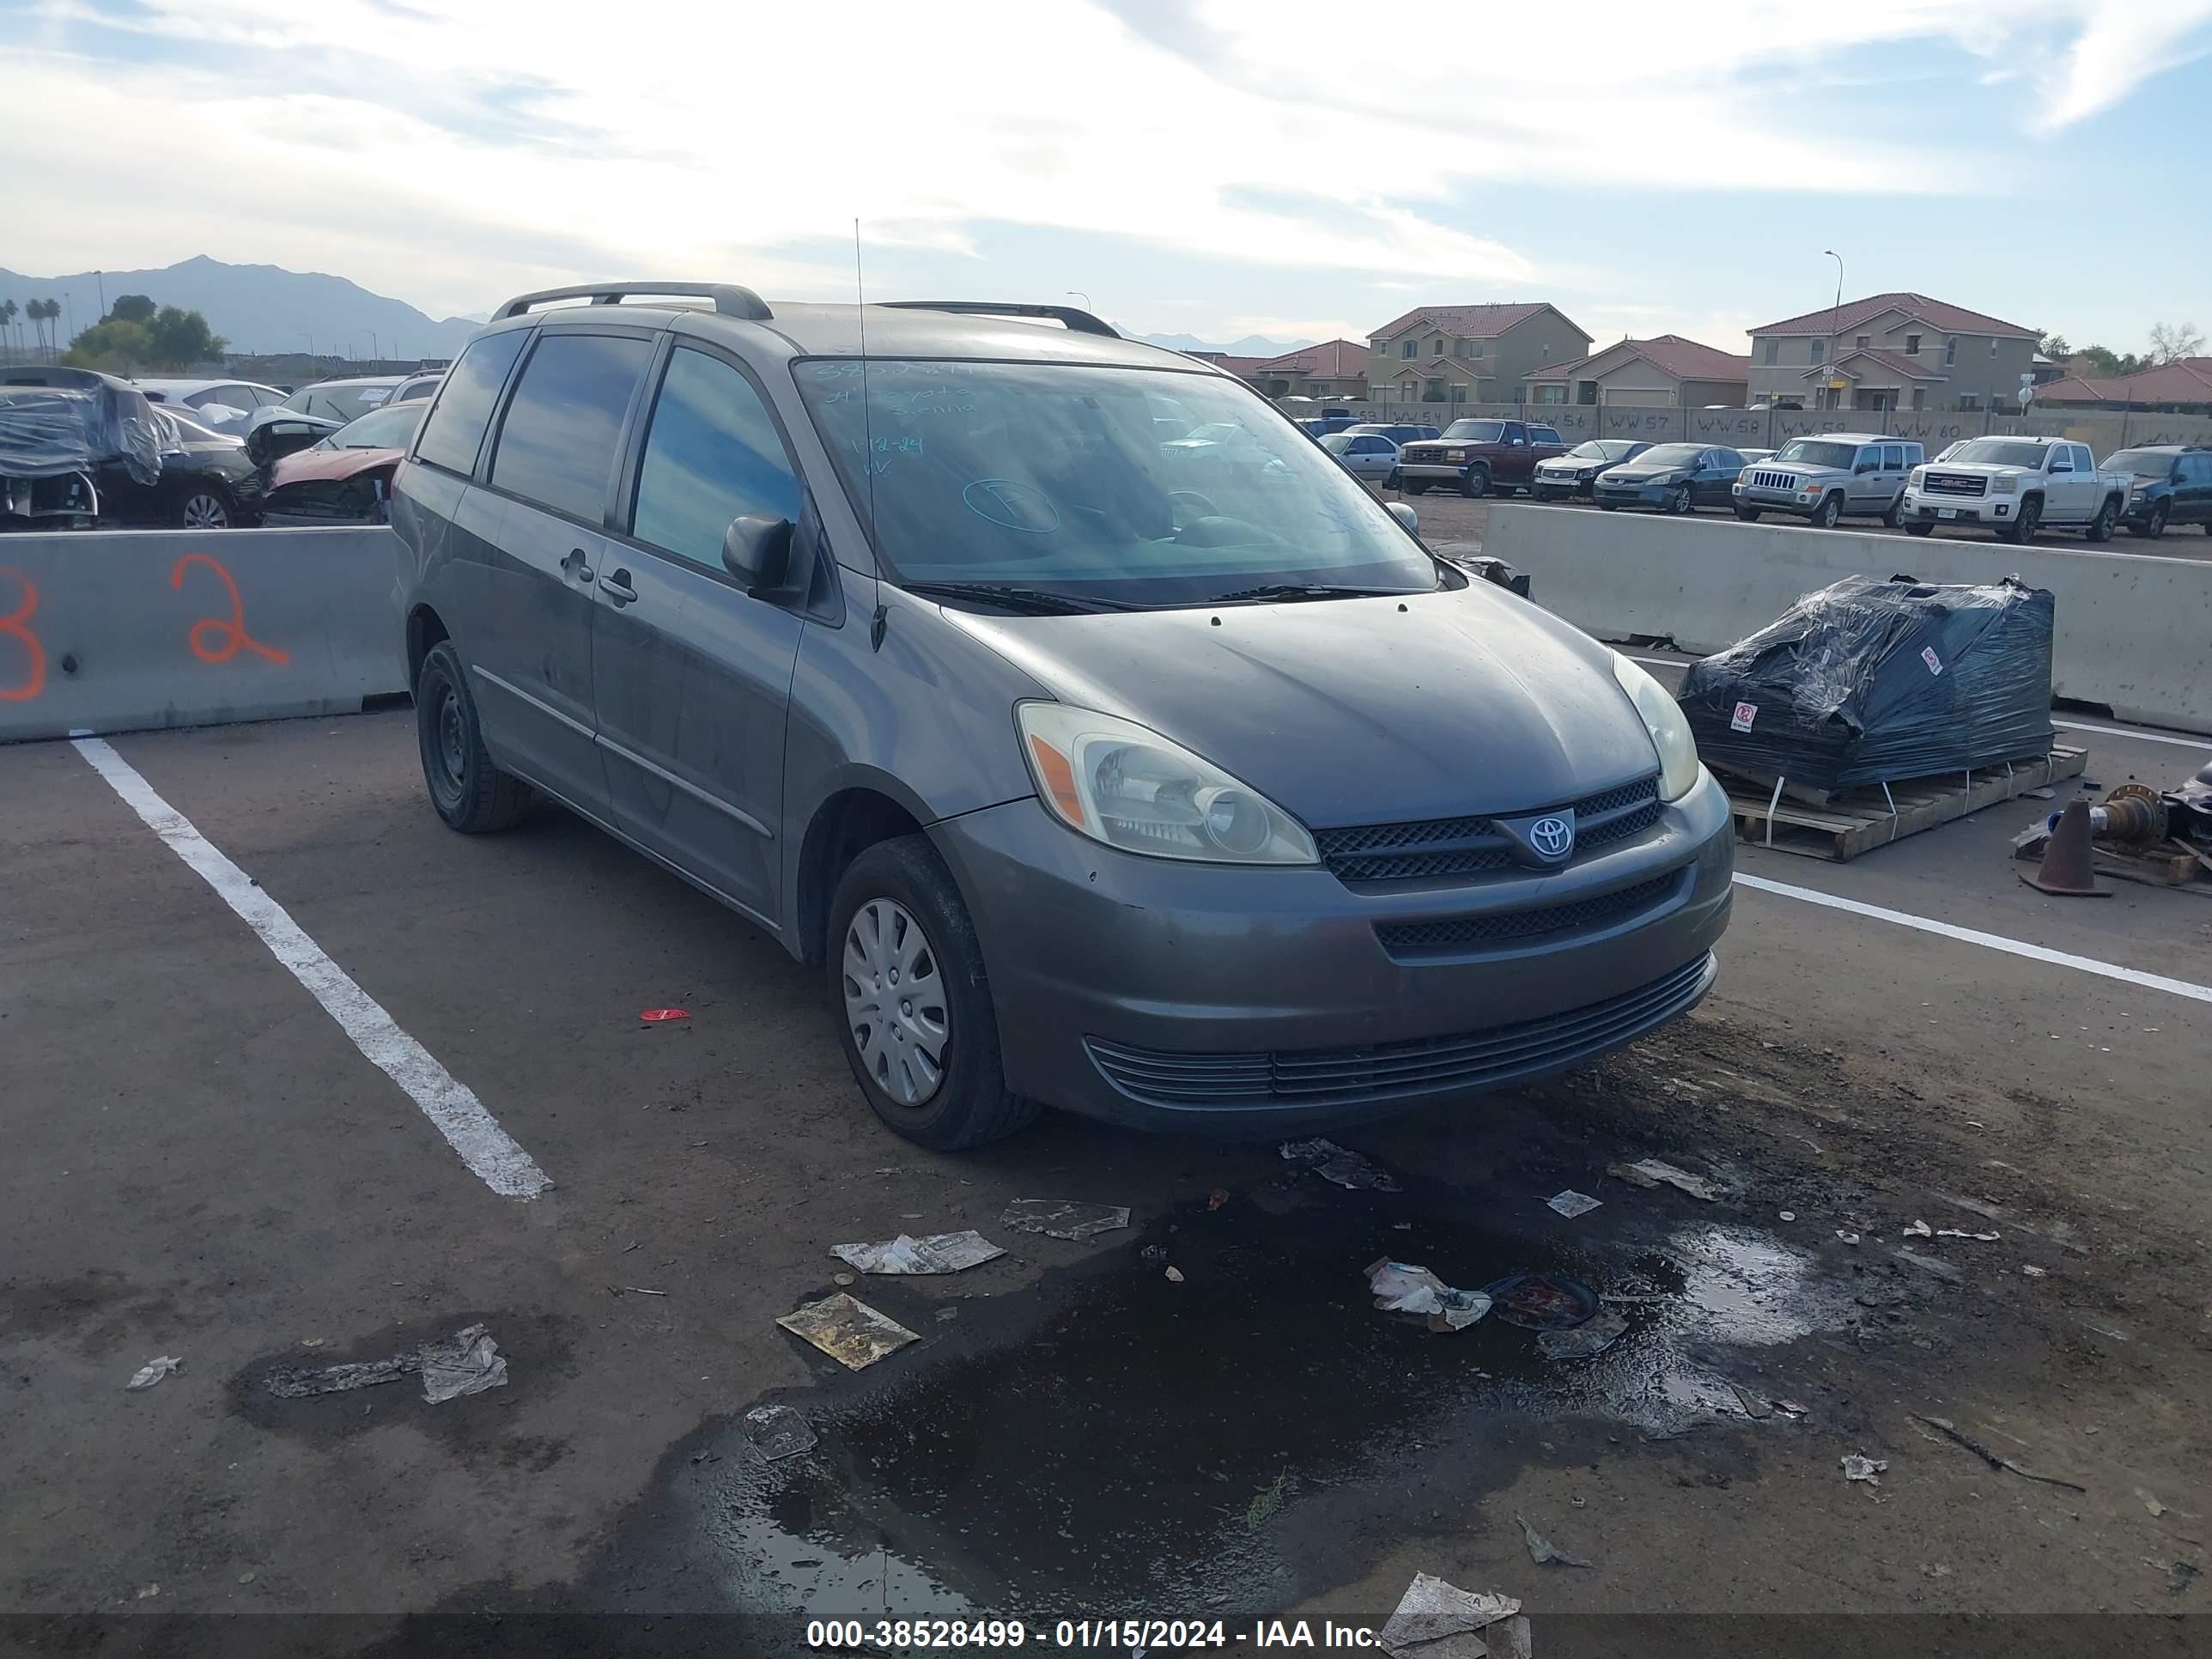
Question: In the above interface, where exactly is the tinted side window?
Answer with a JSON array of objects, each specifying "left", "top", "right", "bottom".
[
  {"left": 416, "top": 331, "right": 529, "bottom": 475},
  {"left": 489, "top": 334, "right": 653, "bottom": 523},
  {"left": 630, "top": 347, "right": 802, "bottom": 570},
  {"left": 1881, "top": 444, "right": 1905, "bottom": 469}
]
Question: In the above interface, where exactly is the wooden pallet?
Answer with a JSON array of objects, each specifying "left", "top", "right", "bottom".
[{"left": 1721, "top": 747, "right": 2087, "bottom": 861}]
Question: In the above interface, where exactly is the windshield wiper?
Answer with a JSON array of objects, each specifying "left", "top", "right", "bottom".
[
  {"left": 1206, "top": 582, "right": 1423, "bottom": 605},
  {"left": 898, "top": 580, "right": 1142, "bottom": 615}
]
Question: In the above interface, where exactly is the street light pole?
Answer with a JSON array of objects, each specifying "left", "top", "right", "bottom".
[
  {"left": 1822, "top": 249, "right": 1844, "bottom": 410},
  {"left": 94, "top": 270, "right": 106, "bottom": 319},
  {"left": 1066, "top": 289, "right": 1091, "bottom": 313}
]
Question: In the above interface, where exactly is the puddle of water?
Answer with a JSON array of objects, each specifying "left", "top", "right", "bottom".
[{"left": 635, "top": 1195, "right": 1850, "bottom": 1622}]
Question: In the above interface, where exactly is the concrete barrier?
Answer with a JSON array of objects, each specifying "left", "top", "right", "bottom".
[
  {"left": 1482, "top": 503, "right": 2212, "bottom": 737},
  {"left": 0, "top": 527, "right": 406, "bottom": 744}
]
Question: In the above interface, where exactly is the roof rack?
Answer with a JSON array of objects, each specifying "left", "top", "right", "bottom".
[
  {"left": 494, "top": 283, "right": 773, "bottom": 321},
  {"left": 878, "top": 301, "right": 1118, "bottom": 338}
]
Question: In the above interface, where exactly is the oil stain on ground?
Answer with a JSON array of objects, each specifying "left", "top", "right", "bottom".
[{"left": 594, "top": 1177, "right": 1860, "bottom": 1624}]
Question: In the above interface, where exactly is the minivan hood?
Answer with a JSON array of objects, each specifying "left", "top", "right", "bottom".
[{"left": 944, "top": 586, "right": 1660, "bottom": 826}]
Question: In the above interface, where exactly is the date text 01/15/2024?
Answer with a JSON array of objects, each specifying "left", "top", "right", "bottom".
[{"left": 804, "top": 1618, "right": 1382, "bottom": 1649}]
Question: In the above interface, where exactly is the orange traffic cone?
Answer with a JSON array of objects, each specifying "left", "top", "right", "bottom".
[{"left": 2021, "top": 799, "right": 2108, "bottom": 897}]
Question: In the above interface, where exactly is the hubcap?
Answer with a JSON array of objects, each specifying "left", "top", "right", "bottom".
[
  {"left": 182, "top": 494, "right": 228, "bottom": 527},
  {"left": 842, "top": 898, "right": 949, "bottom": 1107},
  {"left": 437, "top": 688, "right": 466, "bottom": 787}
]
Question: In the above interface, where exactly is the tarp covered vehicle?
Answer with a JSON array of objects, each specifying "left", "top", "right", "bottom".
[
  {"left": 0, "top": 368, "right": 162, "bottom": 528},
  {"left": 1677, "top": 575, "right": 2056, "bottom": 796}
]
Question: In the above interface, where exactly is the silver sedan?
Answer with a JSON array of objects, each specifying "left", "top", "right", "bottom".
[{"left": 1319, "top": 429, "right": 1400, "bottom": 483}]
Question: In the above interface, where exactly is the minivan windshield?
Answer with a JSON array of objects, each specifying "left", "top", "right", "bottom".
[
  {"left": 798, "top": 362, "right": 1438, "bottom": 608},
  {"left": 1771, "top": 439, "right": 1857, "bottom": 469},
  {"left": 1440, "top": 420, "right": 1504, "bottom": 441}
]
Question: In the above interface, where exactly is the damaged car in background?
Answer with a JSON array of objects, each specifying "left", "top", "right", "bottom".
[
  {"left": 3, "top": 366, "right": 262, "bottom": 529},
  {"left": 259, "top": 399, "right": 424, "bottom": 525}
]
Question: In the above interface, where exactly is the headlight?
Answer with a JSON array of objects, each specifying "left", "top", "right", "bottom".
[
  {"left": 1017, "top": 702, "right": 1318, "bottom": 865},
  {"left": 1909, "top": 466, "right": 1925, "bottom": 486},
  {"left": 1610, "top": 653, "right": 1701, "bottom": 804},
  {"left": 1992, "top": 475, "right": 2018, "bottom": 495},
  {"left": 1577, "top": 468, "right": 1595, "bottom": 480}
]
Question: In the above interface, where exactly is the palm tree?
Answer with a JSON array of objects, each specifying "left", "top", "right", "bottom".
[
  {"left": 29, "top": 298, "right": 61, "bottom": 360},
  {"left": 0, "top": 299, "right": 18, "bottom": 361}
]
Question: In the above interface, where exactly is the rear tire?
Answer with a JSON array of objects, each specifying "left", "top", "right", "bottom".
[
  {"left": 177, "top": 488, "right": 233, "bottom": 529},
  {"left": 1881, "top": 495, "right": 1902, "bottom": 529},
  {"left": 1811, "top": 493, "right": 1843, "bottom": 529},
  {"left": 1461, "top": 465, "right": 1490, "bottom": 499},
  {"left": 415, "top": 641, "right": 535, "bottom": 833},
  {"left": 2084, "top": 496, "right": 2118, "bottom": 544},
  {"left": 829, "top": 836, "right": 1038, "bottom": 1151}
]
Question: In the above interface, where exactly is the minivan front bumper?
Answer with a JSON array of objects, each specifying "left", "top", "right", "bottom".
[{"left": 929, "top": 772, "right": 1735, "bottom": 1133}]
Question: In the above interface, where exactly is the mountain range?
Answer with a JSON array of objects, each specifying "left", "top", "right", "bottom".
[
  {"left": 0, "top": 255, "right": 1313, "bottom": 363},
  {"left": 0, "top": 256, "right": 485, "bottom": 360}
]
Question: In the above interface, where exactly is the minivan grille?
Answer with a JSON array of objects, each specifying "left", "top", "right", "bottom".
[
  {"left": 1922, "top": 471, "right": 1987, "bottom": 497},
  {"left": 1747, "top": 469, "right": 1797, "bottom": 490},
  {"left": 1085, "top": 953, "right": 1716, "bottom": 1109},
  {"left": 1375, "top": 872, "right": 1680, "bottom": 956},
  {"left": 1314, "top": 776, "right": 1662, "bottom": 884}
]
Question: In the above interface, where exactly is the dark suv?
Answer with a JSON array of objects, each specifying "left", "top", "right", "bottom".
[
  {"left": 390, "top": 284, "right": 1732, "bottom": 1150},
  {"left": 2104, "top": 446, "right": 2212, "bottom": 538}
]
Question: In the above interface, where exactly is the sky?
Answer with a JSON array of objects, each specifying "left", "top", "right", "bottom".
[{"left": 3, "top": 0, "right": 2210, "bottom": 358}]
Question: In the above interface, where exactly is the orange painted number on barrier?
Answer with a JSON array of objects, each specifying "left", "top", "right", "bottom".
[
  {"left": 0, "top": 566, "right": 46, "bottom": 702},
  {"left": 171, "top": 552, "right": 289, "bottom": 666}
]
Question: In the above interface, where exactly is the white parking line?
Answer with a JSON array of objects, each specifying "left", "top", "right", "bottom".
[
  {"left": 72, "top": 737, "right": 554, "bottom": 1200},
  {"left": 1626, "top": 653, "right": 2211, "bottom": 752},
  {"left": 1732, "top": 872, "right": 2212, "bottom": 1006}
]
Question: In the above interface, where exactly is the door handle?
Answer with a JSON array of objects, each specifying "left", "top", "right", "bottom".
[
  {"left": 561, "top": 546, "right": 593, "bottom": 582},
  {"left": 599, "top": 568, "right": 638, "bottom": 606}
]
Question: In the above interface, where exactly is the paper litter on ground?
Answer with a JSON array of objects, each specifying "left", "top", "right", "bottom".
[
  {"left": 741, "top": 1402, "right": 818, "bottom": 1460},
  {"left": 1000, "top": 1199, "right": 1130, "bottom": 1241},
  {"left": 1280, "top": 1137, "right": 1401, "bottom": 1192},
  {"left": 1842, "top": 1453, "right": 1887, "bottom": 1484},
  {"left": 1377, "top": 1572, "right": 1521, "bottom": 1658},
  {"left": 776, "top": 1292, "right": 921, "bottom": 1370},
  {"left": 1607, "top": 1158, "right": 1720, "bottom": 1200},
  {"left": 830, "top": 1230, "right": 1005, "bottom": 1274},
  {"left": 1366, "top": 1259, "right": 1492, "bottom": 1332},
  {"left": 126, "top": 1356, "right": 181, "bottom": 1391},
  {"left": 1537, "top": 1307, "right": 1629, "bottom": 1360},
  {"left": 418, "top": 1323, "right": 507, "bottom": 1403},
  {"left": 1547, "top": 1189, "right": 1601, "bottom": 1218},
  {"left": 1516, "top": 1511, "right": 1595, "bottom": 1568}
]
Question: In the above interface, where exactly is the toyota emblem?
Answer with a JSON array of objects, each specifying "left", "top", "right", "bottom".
[{"left": 1528, "top": 816, "right": 1575, "bottom": 860}]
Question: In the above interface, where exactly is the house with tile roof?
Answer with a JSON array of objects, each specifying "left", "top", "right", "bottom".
[
  {"left": 1366, "top": 303, "right": 1591, "bottom": 407},
  {"left": 1521, "top": 335, "right": 1751, "bottom": 409},
  {"left": 1745, "top": 291, "right": 2040, "bottom": 413},
  {"left": 2036, "top": 358, "right": 2212, "bottom": 413},
  {"left": 1246, "top": 339, "right": 1371, "bottom": 400}
]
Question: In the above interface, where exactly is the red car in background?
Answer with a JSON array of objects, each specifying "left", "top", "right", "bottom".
[{"left": 258, "top": 400, "right": 425, "bottom": 525}]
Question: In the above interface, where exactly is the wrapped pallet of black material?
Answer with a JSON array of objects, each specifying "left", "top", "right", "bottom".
[{"left": 1677, "top": 575, "right": 2056, "bottom": 796}]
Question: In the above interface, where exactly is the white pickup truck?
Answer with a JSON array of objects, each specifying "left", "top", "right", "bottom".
[{"left": 1898, "top": 435, "right": 2130, "bottom": 544}]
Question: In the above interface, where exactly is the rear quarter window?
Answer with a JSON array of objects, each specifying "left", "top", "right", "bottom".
[{"left": 414, "top": 331, "right": 529, "bottom": 476}]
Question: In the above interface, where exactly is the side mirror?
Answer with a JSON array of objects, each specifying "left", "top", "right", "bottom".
[
  {"left": 1388, "top": 501, "right": 1419, "bottom": 534},
  {"left": 722, "top": 514, "right": 794, "bottom": 594}
]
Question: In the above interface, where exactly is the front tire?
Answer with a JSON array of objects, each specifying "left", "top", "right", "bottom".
[
  {"left": 1905, "top": 520, "right": 1935, "bottom": 538},
  {"left": 1461, "top": 465, "right": 1490, "bottom": 499},
  {"left": 177, "top": 488, "right": 233, "bottom": 529},
  {"left": 2002, "top": 495, "right": 2042, "bottom": 544},
  {"left": 829, "top": 836, "right": 1038, "bottom": 1151},
  {"left": 1668, "top": 484, "right": 1694, "bottom": 515},
  {"left": 414, "top": 641, "right": 534, "bottom": 833},
  {"left": 2084, "top": 497, "right": 2118, "bottom": 544},
  {"left": 1404, "top": 479, "right": 1431, "bottom": 496},
  {"left": 1811, "top": 493, "right": 1843, "bottom": 529},
  {"left": 1733, "top": 506, "right": 1760, "bottom": 522},
  {"left": 2130, "top": 502, "right": 2168, "bottom": 539}
]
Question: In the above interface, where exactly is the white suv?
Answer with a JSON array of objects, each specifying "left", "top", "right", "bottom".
[{"left": 1899, "top": 436, "right": 2129, "bottom": 544}]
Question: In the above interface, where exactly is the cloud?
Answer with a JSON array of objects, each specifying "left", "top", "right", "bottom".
[{"left": 2027, "top": 0, "right": 2212, "bottom": 129}]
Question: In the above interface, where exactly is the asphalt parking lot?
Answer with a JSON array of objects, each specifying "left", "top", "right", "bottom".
[
  {"left": 3, "top": 694, "right": 2210, "bottom": 1653},
  {"left": 1403, "top": 489, "right": 2212, "bottom": 561}
]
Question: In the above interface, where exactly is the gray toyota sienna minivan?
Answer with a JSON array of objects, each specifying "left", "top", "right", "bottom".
[{"left": 392, "top": 284, "right": 1733, "bottom": 1149}]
